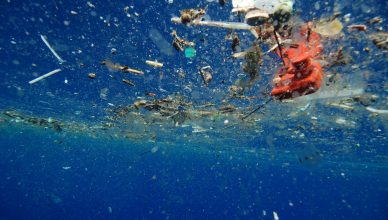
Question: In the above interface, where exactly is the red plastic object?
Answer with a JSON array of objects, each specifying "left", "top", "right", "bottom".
[{"left": 271, "top": 23, "right": 324, "bottom": 100}]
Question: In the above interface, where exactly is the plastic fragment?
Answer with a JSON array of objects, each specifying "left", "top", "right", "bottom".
[
  {"left": 171, "top": 30, "right": 194, "bottom": 51},
  {"left": 366, "top": 107, "right": 388, "bottom": 114},
  {"left": 199, "top": 66, "right": 212, "bottom": 86},
  {"left": 265, "top": 39, "right": 293, "bottom": 54},
  {"left": 40, "top": 35, "right": 65, "bottom": 64},
  {"left": 192, "top": 125, "right": 208, "bottom": 133},
  {"left": 87, "top": 1, "right": 95, "bottom": 8},
  {"left": 348, "top": 24, "right": 367, "bottom": 32},
  {"left": 368, "top": 16, "right": 382, "bottom": 24},
  {"left": 149, "top": 28, "right": 174, "bottom": 56},
  {"left": 122, "top": 79, "right": 135, "bottom": 86},
  {"left": 330, "top": 103, "right": 354, "bottom": 110},
  {"left": 369, "top": 32, "right": 388, "bottom": 50},
  {"left": 185, "top": 47, "right": 196, "bottom": 58},
  {"left": 171, "top": 17, "right": 253, "bottom": 30},
  {"left": 124, "top": 67, "right": 144, "bottom": 75},
  {"left": 146, "top": 60, "right": 163, "bottom": 68},
  {"left": 101, "top": 60, "right": 144, "bottom": 75},
  {"left": 273, "top": 211, "right": 279, "bottom": 220},
  {"left": 88, "top": 73, "right": 96, "bottom": 79},
  {"left": 232, "top": 51, "right": 247, "bottom": 59},
  {"left": 29, "top": 69, "right": 62, "bottom": 84},
  {"left": 313, "top": 18, "right": 343, "bottom": 36}
]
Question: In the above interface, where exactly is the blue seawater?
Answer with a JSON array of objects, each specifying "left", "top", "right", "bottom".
[{"left": 0, "top": 0, "right": 387, "bottom": 219}]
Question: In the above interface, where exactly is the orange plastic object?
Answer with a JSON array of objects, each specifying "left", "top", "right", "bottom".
[
  {"left": 271, "top": 23, "right": 324, "bottom": 100},
  {"left": 271, "top": 55, "right": 323, "bottom": 99}
]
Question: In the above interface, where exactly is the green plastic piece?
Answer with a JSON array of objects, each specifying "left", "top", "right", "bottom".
[{"left": 184, "top": 47, "right": 196, "bottom": 58}]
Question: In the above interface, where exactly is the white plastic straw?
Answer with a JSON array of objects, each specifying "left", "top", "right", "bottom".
[
  {"left": 171, "top": 17, "right": 253, "bottom": 30},
  {"left": 29, "top": 69, "right": 62, "bottom": 84},
  {"left": 40, "top": 35, "right": 65, "bottom": 64}
]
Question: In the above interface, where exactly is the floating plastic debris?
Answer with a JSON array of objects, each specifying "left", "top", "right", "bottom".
[
  {"left": 369, "top": 32, "right": 388, "bottom": 50},
  {"left": 171, "top": 30, "right": 195, "bottom": 51},
  {"left": 122, "top": 79, "right": 135, "bottom": 87},
  {"left": 366, "top": 107, "right": 388, "bottom": 114},
  {"left": 149, "top": 28, "right": 174, "bottom": 56},
  {"left": 294, "top": 87, "right": 364, "bottom": 102},
  {"left": 171, "top": 17, "right": 253, "bottom": 30},
  {"left": 101, "top": 60, "right": 144, "bottom": 75},
  {"left": 199, "top": 66, "right": 212, "bottom": 86},
  {"left": 184, "top": 47, "right": 196, "bottom": 58},
  {"left": 313, "top": 18, "right": 343, "bottom": 36},
  {"left": 348, "top": 24, "right": 367, "bottom": 32},
  {"left": 88, "top": 73, "right": 96, "bottom": 79},
  {"left": 146, "top": 60, "right": 163, "bottom": 68},
  {"left": 40, "top": 35, "right": 65, "bottom": 64},
  {"left": 265, "top": 39, "right": 293, "bottom": 54},
  {"left": 150, "top": 146, "right": 159, "bottom": 153},
  {"left": 192, "top": 125, "right": 208, "bottom": 133},
  {"left": 86, "top": 1, "right": 95, "bottom": 8},
  {"left": 28, "top": 69, "right": 62, "bottom": 84},
  {"left": 330, "top": 103, "right": 354, "bottom": 110},
  {"left": 273, "top": 211, "right": 279, "bottom": 220}
]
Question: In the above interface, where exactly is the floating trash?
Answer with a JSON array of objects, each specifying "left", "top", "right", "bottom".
[
  {"left": 28, "top": 69, "right": 62, "bottom": 84},
  {"left": 313, "top": 18, "right": 343, "bottom": 36},
  {"left": 149, "top": 28, "right": 174, "bottom": 56},
  {"left": 40, "top": 35, "right": 65, "bottom": 64},
  {"left": 184, "top": 47, "right": 196, "bottom": 58},
  {"left": 146, "top": 60, "right": 164, "bottom": 68}
]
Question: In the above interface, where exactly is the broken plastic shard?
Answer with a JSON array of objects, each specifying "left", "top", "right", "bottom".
[
  {"left": 149, "top": 28, "right": 174, "bottom": 56},
  {"left": 313, "top": 18, "right": 343, "bottom": 36},
  {"left": 199, "top": 66, "right": 212, "bottom": 86},
  {"left": 150, "top": 146, "right": 159, "bottom": 153},
  {"left": 29, "top": 69, "right": 62, "bottom": 84},
  {"left": 232, "top": 0, "right": 293, "bottom": 14},
  {"left": 184, "top": 47, "right": 196, "bottom": 58},
  {"left": 171, "top": 17, "right": 253, "bottom": 30},
  {"left": 366, "top": 107, "right": 388, "bottom": 114},
  {"left": 273, "top": 211, "right": 279, "bottom": 220},
  {"left": 192, "top": 125, "right": 208, "bottom": 133},
  {"left": 146, "top": 60, "right": 163, "bottom": 68},
  {"left": 40, "top": 35, "right": 65, "bottom": 64}
]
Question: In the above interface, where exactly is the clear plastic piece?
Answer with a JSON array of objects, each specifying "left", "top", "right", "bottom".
[{"left": 232, "top": 0, "right": 294, "bottom": 14}]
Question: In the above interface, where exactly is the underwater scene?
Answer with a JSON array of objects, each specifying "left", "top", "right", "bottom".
[{"left": 0, "top": 0, "right": 387, "bottom": 219}]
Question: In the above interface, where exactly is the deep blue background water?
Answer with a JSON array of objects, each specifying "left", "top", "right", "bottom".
[
  {"left": 0, "top": 125, "right": 387, "bottom": 219},
  {"left": 0, "top": 0, "right": 387, "bottom": 219}
]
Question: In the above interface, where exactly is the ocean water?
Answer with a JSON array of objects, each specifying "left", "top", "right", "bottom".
[{"left": 0, "top": 0, "right": 387, "bottom": 219}]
